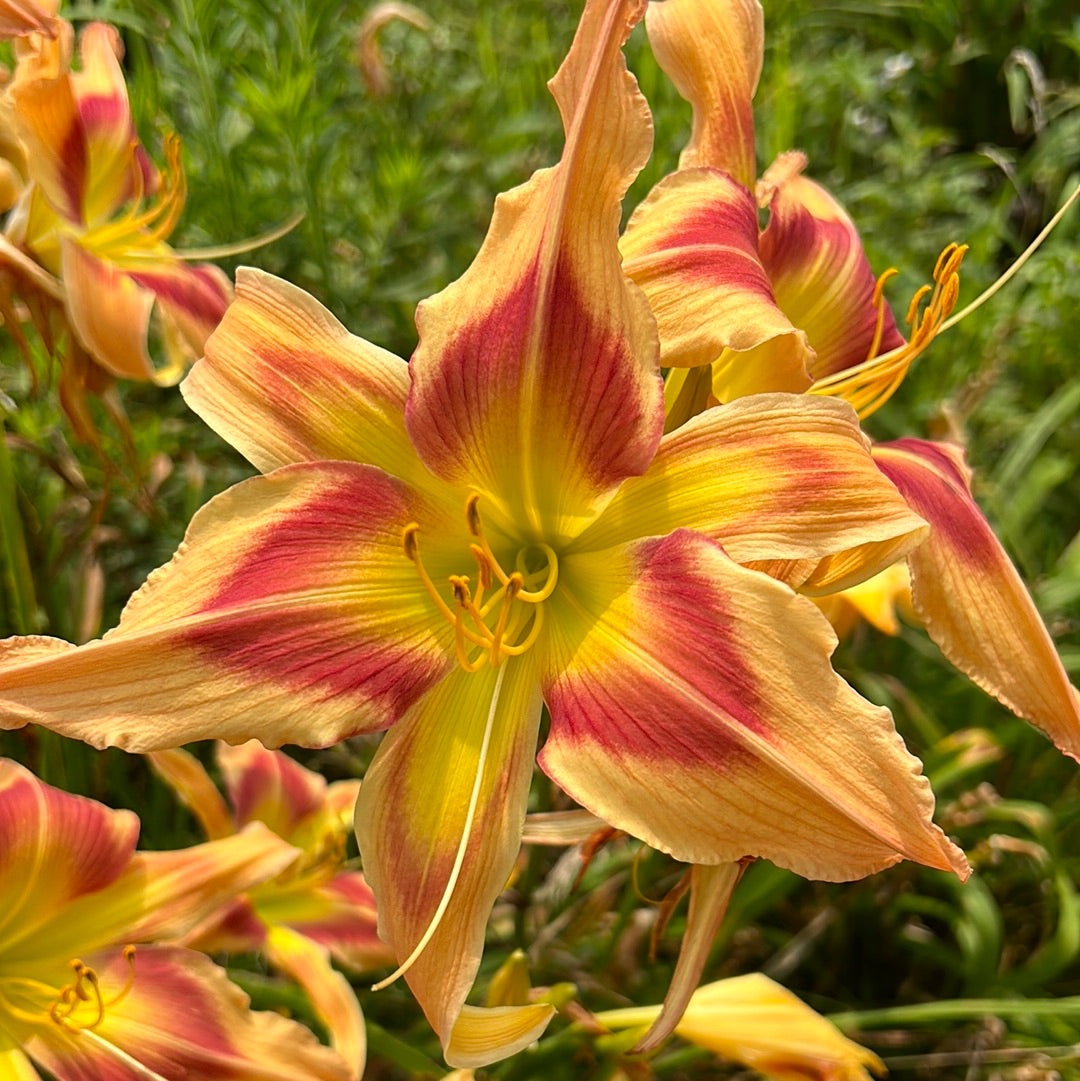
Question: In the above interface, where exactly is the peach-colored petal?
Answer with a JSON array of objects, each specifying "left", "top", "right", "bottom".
[
  {"left": 620, "top": 167, "right": 813, "bottom": 389},
  {"left": 406, "top": 0, "right": 661, "bottom": 540},
  {"left": 644, "top": 0, "right": 762, "bottom": 187},
  {"left": 573, "top": 394, "right": 927, "bottom": 588},
  {"left": 633, "top": 862, "right": 745, "bottom": 1053},
  {"left": 874, "top": 439, "right": 1080, "bottom": 759},
  {"left": 24, "top": 946, "right": 351, "bottom": 1081},
  {"left": 0, "top": 0, "right": 56, "bottom": 39},
  {"left": 355, "top": 657, "right": 544, "bottom": 1059},
  {"left": 59, "top": 240, "right": 157, "bottom": 381},
  {"left": 541, "top": 532, "right": 968, "bottom": 880},
  {"left": 266, "top": 924, "right": 366, "bottom": 1081},
  {"left": 182, "top": 268, "right": 422, "bottom": 481},
  {"left": 0, "top": 759, "right": 138, "bottom": 953},
  {"left": 0, "top": 463, "right": 453, "bottom": 750},
  {"left": 759, "top": 167, "right": 904, "bottom": 381},
  {"left": 146, "top": 748, "right": 234, "bottom": 840}
]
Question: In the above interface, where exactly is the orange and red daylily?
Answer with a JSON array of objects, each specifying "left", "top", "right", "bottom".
[
  {"left": 0, "top": 12, "right": 229, "bottom": 441},
  {"left": 0, "top": 757, "right": 352, "bottom": 1081},
  {"left": 621, "top": 0, "right": 1080, "bottom": 759},
  {"left": 149, "top": 741, "right": 395, "bottom": 1080},
  {"left": 0, "top": 0, "right": 967, "bottom": 1066}
]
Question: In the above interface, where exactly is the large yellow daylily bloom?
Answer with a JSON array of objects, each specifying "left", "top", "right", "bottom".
[
  {"left": 0, "top": 0, "right": 966, "bottom": 1066},
  {"left": 150, "top": 741, "right": 396, "bottom": 1080},
  {"left": 620, "top": 0, "right": 1080, "bottom": 760},
  {"left": 0, "top": 758, "right": 352, "bottom": 1081},
  {"left": 0, "top": 14, "right": 230, "bottom": 440}
]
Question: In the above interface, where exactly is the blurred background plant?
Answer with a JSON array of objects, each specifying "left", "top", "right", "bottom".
[{"left": 1, "top": 0, "right": 1078, "bottom": 1078}]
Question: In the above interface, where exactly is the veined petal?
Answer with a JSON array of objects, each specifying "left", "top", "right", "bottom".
[
  {"left": 0, "top": 463, "right": 453, "bottom": 750},
  {"left": 406, "top": 0, "right": 661, "bottom": 540},
  {"left": 355, "top": 658, "right": 545, "bottom": 1060},
  {"left": 24, "top": 946, "right": 351, "bottom": 1081},
  {"left": 130, "top": 259, "right": 231, "bottom": 362},
  {"left": 216, "top": 740, "right": 326, "bottom": 838},
  {"left": 266, "top": 925, "right": 366, "bottom": 1081},
  {"left": 541, "top": 531, "right": 968, "bottom": 880},
  {"left": 182, "top": 268, "right": 421, "bottom": 481},
  {"left": 6, "top": 823, "right": 297, "bottom": 964},
  {"left": 874, "top": 439, "right": 1080, "bottom": 759},
  {"left": 572, "top": 394, "right": 927, "bottom": 587},
  {"left": 60, "top": 240, "right": 158, "bottom": 382},
  {"left": 633, "top": 862, "right": 744, "bottom": 1054},
  {"left": 759, "top": 166, "right": 903, "bottom": 380},
  {"left": 8, "top": 58, "right": 85, "bottom": 224},
  {"left": 0, "top": 759, "right": 138, "bottom": 953},
  {"left": 263, "top": 873, "right": 394, "bottom": 973},
  {"left": 620, "top": 167, "right": 813, "bottom": 391},
  {"left": 70, "top": 23, "right": 142, "bottom": 224},
  {"left": 444, "top": 1004, "right": 556, "bottom": 1070},
  {"left": 145, "top": 748, "right": 234, "bottom": 841},
  {"left": 645, "top": 0, "right": 762, "bottom": 188}
]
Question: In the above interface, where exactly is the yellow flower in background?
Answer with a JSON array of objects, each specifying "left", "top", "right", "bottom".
[{"left": 596, "top": 973, "right": 885, "bottom": 1081}]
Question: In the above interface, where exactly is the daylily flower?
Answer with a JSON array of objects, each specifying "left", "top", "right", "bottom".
[
  {"left": 0, "top": 12, "right": 230, "bottom": 443},
  {"left": 595, "top": 973, "right": 885, "bottom": 1081},
  {"left": 620, "top": 0, "right": 1080, "bottom": 759},
  {"left": 149, "top": 740, "right": 396, "bottom": 1080},
  {"left": 0, "top": 0, "right": 967, "bottom": 1066},
  {"left": 0, "top": 757, "right": 353, "bottom": 1081}
]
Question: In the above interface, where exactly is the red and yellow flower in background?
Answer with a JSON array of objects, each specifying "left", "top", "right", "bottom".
[
  {"left": 619, "top": 0, "right": 1080, "bottom": 759},
  {"left": 596, "top": 973, "right": 884, "bottom": 1081},
  {"left": 149, "top": 740, "right": 395, "bottom": 1080},
  {"left": 0, "top": 0, "right": 970, "bottom": 1065},
  {"left": 0, "top": 757, "right": 353, "bottom": 1081},
  {"left": 0, "top": 8, "right": 230, "bottom": 442}
]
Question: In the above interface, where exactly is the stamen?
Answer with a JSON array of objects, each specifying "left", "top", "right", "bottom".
[{"left": 372, "top": 664, "right": 507, "bottom": 991}]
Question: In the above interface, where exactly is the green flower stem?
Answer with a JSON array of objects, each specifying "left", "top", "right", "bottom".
[
  {"left": 0, "top": 422, "right": 38, "bottom": 635},
  {"left": 830, "top": 997, "right": 1080, "bottom": 1031}
]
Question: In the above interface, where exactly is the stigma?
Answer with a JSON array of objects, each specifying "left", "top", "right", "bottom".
[{"left": 403, "top": 494, "right": 558, "bottom": 672}]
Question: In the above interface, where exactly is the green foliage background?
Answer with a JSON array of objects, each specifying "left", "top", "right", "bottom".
[{"left": 2, "top": 0, "right": 1079, "bottom": 1078}]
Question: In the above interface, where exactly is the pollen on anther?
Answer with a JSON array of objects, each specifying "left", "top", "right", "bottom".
[
  {"left": 402, "top": 523, "right": 420, "bottom": 561},
  {"left": 465, "top": 493, "right": 483, "bottom": 536}
]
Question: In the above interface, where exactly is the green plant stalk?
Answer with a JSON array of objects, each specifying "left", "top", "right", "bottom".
[
  {"left": 830, "top": 996, "right": 1080, "bottom": 1031},
  {"left": 0, "top": 424, "right": 38, "bottom": 635}
]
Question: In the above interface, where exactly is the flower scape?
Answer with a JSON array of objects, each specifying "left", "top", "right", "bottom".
[{"left": 0, "top": 0, "right": 1077, "bottom": 1078}]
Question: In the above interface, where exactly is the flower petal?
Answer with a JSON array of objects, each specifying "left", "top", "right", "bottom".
[
  {"left": 215, "top": 740, "right": 326, "bottom": 838},
  {"left": 24, "top": 946, "right": 351, "bottom": 1081},
  {"left": 355, "top": 658, "right": 545, "bottom": 1061},
  {"left": 758, "top": 165, "right": 903, "bottom": 380},
  {"left": 541, "top": 531, "right": 968, "bottom": 880},
  {"left": 405, "top": 0, "right": 661, "bottom": 539},
  {"left": 182, "top": 268, "right": 421, "bottom": 480},
  {"left": 620, "top": 167, "right": 813, "bottom": 390},
  {"left": 11, "top": 823, "right": 297, "bottom": 964},
  {"left": 266, "top": 873, "right": 394, "bottom": 973},
  {"left": 573, "top": 394, "right": 927, "bottom": 589},
  {"left": 633, "top": 862, "right": 745, "bottom": 1054},
  {"left": 0, "top": 462, "right": 452, "bottom": 750},
  {"left": 0, "top": 0, "right": 57, "bottom": 39},
  {"left": 146, "top": 748, "right": 234, "bottom": 840},
  {"left": 0, "top": 759, "right": 138, "bottom": 954},
  {"left": 60, "top": 240, "right": 158, "bottom": 382},
  {"left": 0, "top": 1037, "right": 40, "bottom": 1081},
  {"left": 266, "top": 924, "right": 366, "bottom": 1081},
  {"left": 874, "top": 439, "right": 1080, "bottom": 759},
  {"left": 130, "top": 259, "right": 231, "bottom": 359},
  {"left": 444, "top": 1004, "right": 556, "bottom": 1070},
  {"left": 598, "top": 973, "right": 885, "bottom": 1081},
  {"left": 644, "top": 0, "right": 762, "bottom": 187}
]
